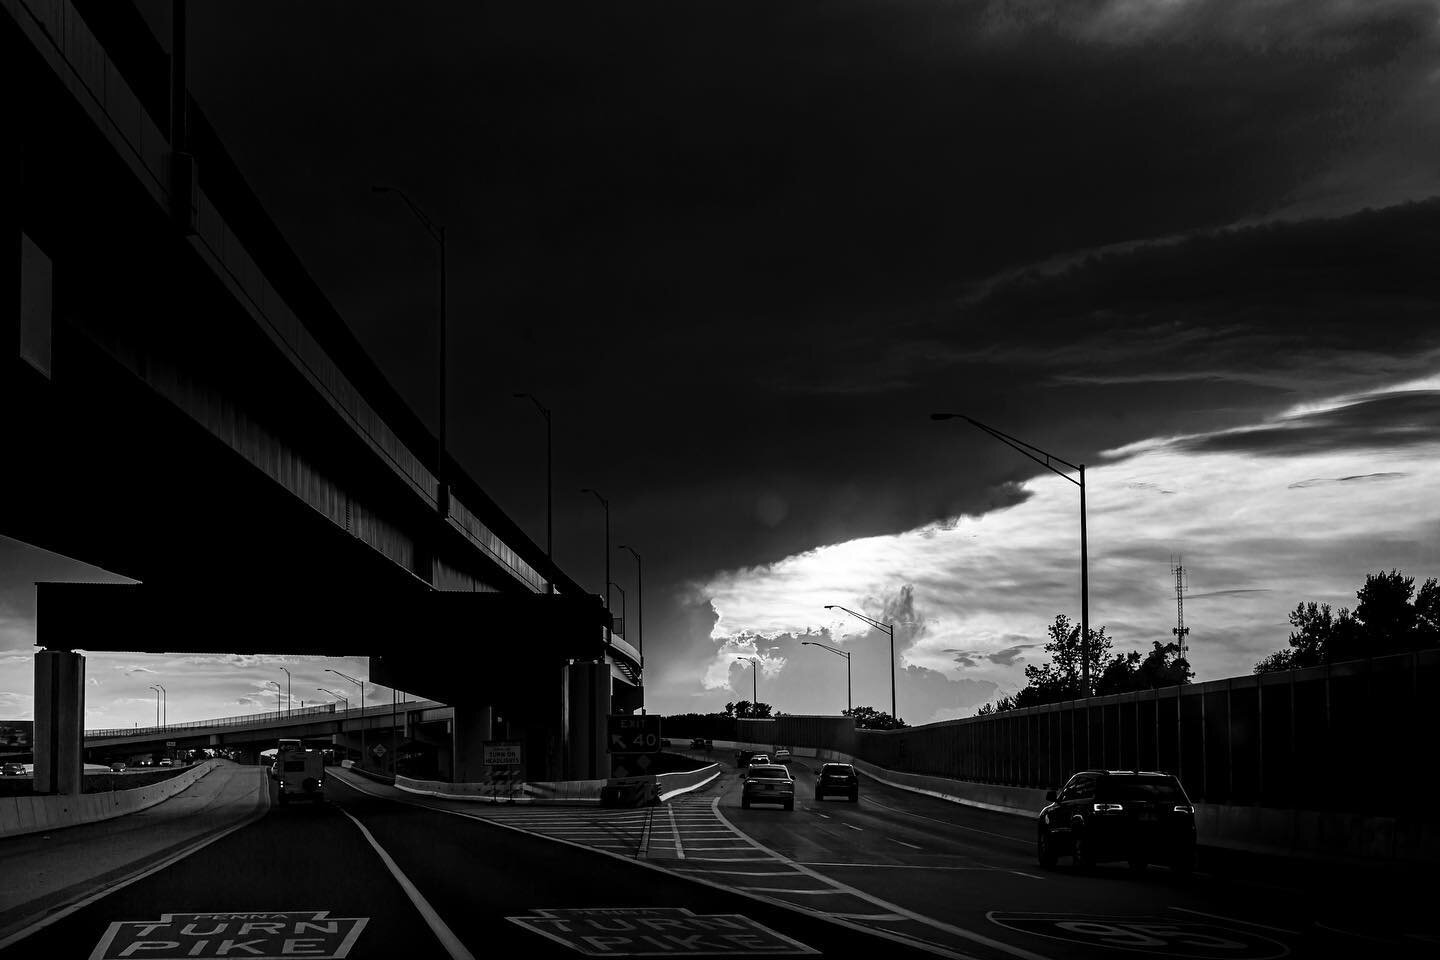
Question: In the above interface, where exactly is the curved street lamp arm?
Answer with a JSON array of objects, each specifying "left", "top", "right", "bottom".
[
  {"left": 372, "top": 184, "right": 442, "bottom": 243},
  {"left": 825, "top": 604, "right": 891, "bottom": 634},
  {"left": 931, "top": 413, "right": 1082, "bottom": 485},
  {"left": 801, "top": 640, "right": 850, "bottom": 660}
]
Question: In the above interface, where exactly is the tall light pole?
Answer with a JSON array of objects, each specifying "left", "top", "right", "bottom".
[
  {"left": 266, "top": 681, "right": 281, "bottom": 721},
  {"left": 825, "top": 605, "right": 896, "bottom": 721},
  {"left": 735, "top": 656, "right": 759, "bottom": 706},
  {"left": 326, "top": 668, "right": 366, "bottom": 766},
  {"left": 619, "top": 544, "right": 644, "bottom": 713},
  {"left": 608, "top": 582, "right": 625, "bottom": 634},
  {"left": 281, "top": 667, "right": 291, "bottom": 718},
  {"left": 801, "top": 641, "right": 852, "bottom": 715},
  {"left": 513, "top": 393, "right": 553, "bottom": 592},
  {"left": 156, "top": 684, "right": 166, "bottom": 726},
  {"left": 318, "top": 688, "right": 349, "bottom": 712},
  {"left": 373, "top": 184, "right": 448, "bottom": 515},
  {"left": 149, "top": 684, "right": 163, "bottom": 727},
  {"left": 931, "top": 412, "right": 1091, "bottom": 694},
  {"left": 581, "top": 488, "right": 610, "bottom": 641}
]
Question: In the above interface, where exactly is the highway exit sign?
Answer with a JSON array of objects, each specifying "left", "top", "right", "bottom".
[{"left": 606, "top": 714, "right": 661, "bottom": 754}]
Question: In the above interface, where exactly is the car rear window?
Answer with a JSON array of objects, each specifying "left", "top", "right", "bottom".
[
  {"left": 283, "top": 760, "right": 307, "bottom": 772},
  {"left": 822, "top": 764, "right": 854, "bottom": 774},
  {"left": 749, "top": 766, "right": 789, "bottom": 778},
  {"left": 1098, "top": 776, "right": 1185, "bottom": 802}
]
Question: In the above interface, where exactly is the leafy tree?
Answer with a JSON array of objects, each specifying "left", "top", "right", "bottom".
[
  {"left": 723, "top": 700, "right": 774, "bottom": 719},
  {"left": 975, "top": 695, "right": 1016, "bottom": 716},
  {"left": 1018, "top": 614, "right": 1111, "bottom": 703},
  {"left": 843, "top": 706, "right": 907, "bottom": 730},
  {"left": 1255, "top": 570, "right": 1438, "bottom": 673},
  {"left": 1095, "top": 641, "right": 1194, "bottom": 695}
]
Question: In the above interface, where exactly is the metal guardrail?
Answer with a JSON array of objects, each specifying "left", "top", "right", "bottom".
[{"left": 85, "top": 703, "right": 336, "bottom": 739}]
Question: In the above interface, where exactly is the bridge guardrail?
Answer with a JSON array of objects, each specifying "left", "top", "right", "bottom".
[{"left": 85, "top": 703, "right": 337, "bottom": 739}]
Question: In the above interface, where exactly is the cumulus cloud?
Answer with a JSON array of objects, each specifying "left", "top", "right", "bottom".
[{"left": 692, "top": 371, "right": 1440, "bottom": 698}]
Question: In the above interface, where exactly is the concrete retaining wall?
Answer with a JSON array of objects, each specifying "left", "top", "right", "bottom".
[{"left": 0, "top": 760, "right": 220, "bottom": 839}]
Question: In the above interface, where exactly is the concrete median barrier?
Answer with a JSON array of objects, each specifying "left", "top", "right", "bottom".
[
  {"left": 0, "top": 760, "right": 220, "bottom": 839},
  {"left": 656, "top": 763, "right": 722, "bottom": 802}
]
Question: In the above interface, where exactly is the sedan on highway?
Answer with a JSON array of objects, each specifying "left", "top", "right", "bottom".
[
  {"left": 741, "top": 764, "right": 795, "bottom": 810},
  {"left": 1037, "top": 769, "right": 1197, "bottom": 874},
  {"left": 816, "top": 762, "right": 859, "bottom": 801}
]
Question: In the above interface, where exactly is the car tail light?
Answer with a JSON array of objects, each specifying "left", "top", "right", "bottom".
[
  {"left": 1173, "top": 805, "right": 1193, "bottom": 814},
  {"left": 1092, "top": 803, "right": 1124, "bottom": 813}
]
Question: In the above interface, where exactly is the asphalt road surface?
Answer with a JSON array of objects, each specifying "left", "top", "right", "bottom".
[{"left": 2, "top": 758, "right": 1432, "bottom": 959}]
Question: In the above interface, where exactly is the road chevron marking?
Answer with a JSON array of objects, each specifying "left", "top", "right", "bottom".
[
  {"left": 329, "top": 772, "right": 974, "bottom": 960},
  {"left": 708, "top": 797, "right": 1057, "bottom": 960}
]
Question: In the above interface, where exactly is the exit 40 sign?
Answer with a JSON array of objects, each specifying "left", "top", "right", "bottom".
[{"left": 606, "top": 715, "right": 661, "bottom": 754}]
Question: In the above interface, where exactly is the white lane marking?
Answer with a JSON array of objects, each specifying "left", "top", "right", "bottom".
[
  {"left": 671, "top": 869, "right": 802, "bottom": 877},
  {"left": 668, "top": 803, "right": 684, "bottom": 859},
  {"left": 1006, "top": 870, "right": 1045, "bottom": 880},
  {"left": 829, "top": 913, "right": 908, "bottom": 922},
  {"left": 339, "top": 807, "right": 476, "bottom": 960},
  {"left": 859, "top": 796, "right": 1029, "bottom": 844},
  {"left": 801, "top": 862, "right": 1004, "bottom": 871},
  {"left": 710, "top": 798, "right": 1056, "bottom": 960},
  {"left": 843, "top": 823, "right": 864, "bottom": 832},
  {"left": 686, "top": 845, "right": 760, "bottom": 850},
  {"left": 1170, "top": 907, "right": 1301, "bottom": 936},
  {"left": 687, "top": 856, "right": 780, "bottom": 862},
  {"left": 0, "top": 769, "right": 270, "bottom": 952},
  {"left": 889, "top": 838, "right": 923, "bottom": 850},
  {"left": 331, "top": 773, "right": 969, "bottom": 959},
  {"left": 816, "top": 812, "right": 832, "bottom": 819},
  {"left": 738, "top": 887, "right": 844, "bottom": 896}
]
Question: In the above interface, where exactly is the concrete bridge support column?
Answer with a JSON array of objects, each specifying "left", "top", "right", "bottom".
[
  {"left": 562, "top": 659, "right": 610, "bottom": 781},
  {"left": 34, "top": 649, "right": 85, "bottom": 794},
  {"left": 450, "top": 704, "right": 493, "bottom": 784}
]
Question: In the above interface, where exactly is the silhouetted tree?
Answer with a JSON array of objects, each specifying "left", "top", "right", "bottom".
[
  {"left": 1255, "top": 570, "right": 1438, "bottom": 673},
  {"left": 724, "top": 700, "right": 774, "bottom": 719},
  {"left": 1095, "top": 641, "right": 1194, "bottom": 695},
  {"left": 843, "top": 706, "right": 907, "bottom": 729}
]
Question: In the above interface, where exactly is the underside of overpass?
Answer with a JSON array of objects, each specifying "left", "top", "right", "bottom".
[{"left": 3, "top": 1, "right": 639, "bottom": 794}]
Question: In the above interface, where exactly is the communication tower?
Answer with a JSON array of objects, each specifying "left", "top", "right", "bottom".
[{"left": 1171, "top": 558, "right": 1189, "bottom": 663}]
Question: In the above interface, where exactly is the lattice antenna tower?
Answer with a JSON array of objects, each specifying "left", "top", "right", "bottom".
[{"left": 1171, "top": 557, "right": 1189, "bottom": 663}]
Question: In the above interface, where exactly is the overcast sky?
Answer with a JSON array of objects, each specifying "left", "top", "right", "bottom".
[{"left": 5, "top": 0, "right": 1440, "bottom": 726}]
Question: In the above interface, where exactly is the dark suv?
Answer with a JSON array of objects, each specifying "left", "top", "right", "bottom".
[
  {"left": 1037, "top": 770, "right": 1196, "bottom": 874},
  {"left": 816, "top": 762, "right": 859, "bottom": 801}
]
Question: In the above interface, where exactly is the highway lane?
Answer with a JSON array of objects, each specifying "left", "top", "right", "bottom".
[{"left": 0, "top": 768, "right": 949, "bottom": 959}]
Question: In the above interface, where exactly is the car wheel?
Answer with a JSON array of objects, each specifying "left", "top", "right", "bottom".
[
  {"left": 278, "top": 793, "right": 289, "bottom": 806},
  {"left": 784, "top": 800, "right": 794, "bottom": 811},
  {"left": 741, "top": 798, "right": 750, "bottom": 809},
  {"left": 849, "top": 791, "right": 858, "bottom": 802},
  {"left": 1072, "top": 830, "right": 1095, "bottom": 870},
  {"left": 1037, "top": 829, "right": 1058, "bottom": 869}
]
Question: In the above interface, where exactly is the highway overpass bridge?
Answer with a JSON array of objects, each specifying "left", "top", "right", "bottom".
[{"left": 3, "top": 0, "right": 637, "bottom": 796}]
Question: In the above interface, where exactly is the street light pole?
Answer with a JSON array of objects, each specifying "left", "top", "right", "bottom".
[
  {"left": 735, "top": 656, "right": 758, "bottom": 706},
  {"left": 825, "top": 605, "right": 896, "bottom": 721},
  {"left": 609, "top": 582, "right": 625, "bottom": 633},
  {"left": 581, "top": 488, "right": 611, "bottom": 641},
  {"left": 372, "top": 185, "right": 447, "bottom": 515},
  {"left": 281, "top": 667, "right": 291, "bottom": 718},
  {"left": 801, "top": 641, "right": 852, "bottom": 715},
  {"left": 931, "top": 412, "right": 1092, "bottom": 694},
  {"left": 266, "top": 681, "right": 281, "bottom": 721},
  {"left": 619, "top": 545, "right": 644, "bottom": 712},
  {"left": 513, "top": 393, "right": 553, "bottom": 592},
  {"left": 326, "top": 668, "right": 367, "bottom": 767},
  {"left": 149, "top": 685, "right": 161, "bottom": 727}
]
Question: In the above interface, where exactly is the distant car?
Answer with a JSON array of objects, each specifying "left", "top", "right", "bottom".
[
  {"left": 1, "top": 762, "right": 26, "bottom": 776},
  {"left": 817, "top": 762, "right": 859, "bottom": 801},
  {"left": 773, "top": 748, "right": 792, "bottom": 764},
  {"left": 691, "top": 738, "right": 707, "bottom": 750},
  {"left": 704, "top": 739, "right": 713, "bottom": 752},
  {"left": 741, "top": 764, "right": 795, "bottom": 810},
  {"left": 276, "top": 749, "right": 326, "bottom": 805},
  {"left": 1037, "top": 769, "right": 1196, "bottom": 874},
  {"left": 109, "top": 761, "right": 127, "bottom": 772},
  {"left": 158, "top": 758, "right": 175, "bottom": 767},
  {"left": 743, "top": 754, "right": 770, "bottom": 777}
]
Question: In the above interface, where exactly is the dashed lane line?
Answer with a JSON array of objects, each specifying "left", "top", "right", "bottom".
[
  {"left": 739, "top": 888, "right": 844, "bottom": 896},
  {"left": 843, "top": 823, "right": 864, "bottom": 832}
]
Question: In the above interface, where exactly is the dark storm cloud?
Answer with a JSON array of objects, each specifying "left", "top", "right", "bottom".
[
  {"left": 1172, "top": 392, "right": 1440, "bottom": 457},
  {"left": 1287, "top": 473, "right": 1409, "bottom": 490},
  {"left": 947, "top": 642, "right": 1037, "bottom": 669}
]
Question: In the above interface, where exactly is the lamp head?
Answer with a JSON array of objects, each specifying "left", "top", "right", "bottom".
[{"left": 824, "top": 605, "right": 837, "bottom": 610}]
